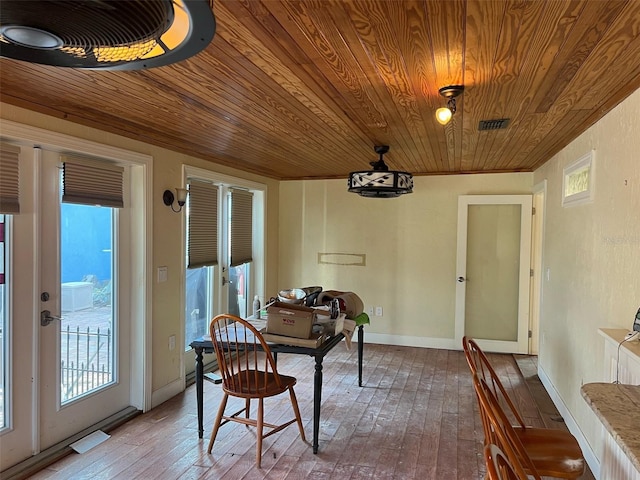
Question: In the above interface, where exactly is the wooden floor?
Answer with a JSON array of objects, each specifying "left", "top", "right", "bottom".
[{"left": 28, "top": 344, "right": 594, "bottom": 479}]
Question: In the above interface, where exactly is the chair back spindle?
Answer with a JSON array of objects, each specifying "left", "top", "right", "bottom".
[
  {"left": 484, "top": 443, "right": 529, "bottom": 480},
  {"left": 210, "top": 316, "right": 283, "bottom": 397}
]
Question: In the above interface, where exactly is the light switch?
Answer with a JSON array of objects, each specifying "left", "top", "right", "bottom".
[{"left": 157, "top": 266, "right": 168, "bottom": 283}]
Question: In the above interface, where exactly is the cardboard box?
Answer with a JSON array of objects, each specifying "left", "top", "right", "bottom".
[
  {"left": 266, "top": 301, "right": 317, "bottom": 339},
  {"left": 262, "top": 331, "right": 326, "bottom": 348}
]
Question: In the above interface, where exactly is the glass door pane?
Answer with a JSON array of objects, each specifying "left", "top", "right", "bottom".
[
  {"left": 60, "top": 203, "right": 115, "bottom": 402},
  {"left": 0, "top": 215, "right": 8, "bottom": 429},
  {"left": 229, "top": 263, "right": 250, "bottom": 318},
  {"left": 185, "top": 265, "right": 214, "bottom": 349}
]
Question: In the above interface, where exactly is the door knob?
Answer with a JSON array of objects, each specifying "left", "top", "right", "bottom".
[
  {"left": 457, "top": 276, "right": 466, "bottom": 283},
  {"left": 41, "top": 310, "right": 62, "bottom": 327}
]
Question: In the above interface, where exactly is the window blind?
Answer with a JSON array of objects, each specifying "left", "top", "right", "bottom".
[
  {"left": 0, "top": 143, "right": 21, "bottom": 214},
  {"left": 188, "top": 180, "right": 218, "bottom": 268},
  {"left": 62, "top": 155, "right": 124, "bottom": 208},
  {"left": 230, "top": 188, "right": 253, "bottom": 267}
]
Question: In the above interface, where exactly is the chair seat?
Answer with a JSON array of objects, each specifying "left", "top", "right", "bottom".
[
  {"left": 223, "top": 370, "right": 297, "bottom": 398},
  {"left": 515, "top": 427, "right": 585, "bottom": 477}
]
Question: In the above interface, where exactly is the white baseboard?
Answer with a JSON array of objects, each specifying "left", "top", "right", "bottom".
[
  {"left": 364, "top": 332, "right": 458, "bottom": 350},
  {"left": 538, "top": 365, "right": 600, "bottom": 479},
  {"left": 151, "top": 377, "right": 184, "bottom": 409}
]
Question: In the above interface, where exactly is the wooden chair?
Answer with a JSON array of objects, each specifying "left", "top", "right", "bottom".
[
  {"left": 207, "top": 314, "right": 306, "bottom": 467},
  {"left": 473, "top": 374, "right": 542, "bottom": 480},
  {"left": 463, "top": 337, "right": 585, "bottom": 479},
  {"left": 484, "top": 443, "right": 530, "bottom": 480}
]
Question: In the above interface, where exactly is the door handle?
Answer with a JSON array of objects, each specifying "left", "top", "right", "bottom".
[
  {"left": 41, "top": 310, "right": 62, "bottom": 327},
  {"left": 457, "top": 276, "right": 466, "bottom": 283}
]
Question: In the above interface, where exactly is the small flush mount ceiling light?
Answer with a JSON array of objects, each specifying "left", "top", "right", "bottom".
[
  {"left": 163, "top": 187, "right": 188, "bottom": 213},
  {"left": 347, "top": 145, "right": 413, "bottom": 198},
  {"left": 435, "top": 85, "right": 465, "bottom": 125},
  {"left": 0, "top": 0, "right": 216, "bottom": 70}
]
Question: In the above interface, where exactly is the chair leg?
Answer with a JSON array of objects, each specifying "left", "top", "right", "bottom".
[
  {"left": 288, "top": 386, "right": 306, "bottom": 442},
  {"left": 207, "top": 393, "right": 229, "bottom": 454},
  {"left": 256, "top": 398, "right": 264, "bottom": 468}
]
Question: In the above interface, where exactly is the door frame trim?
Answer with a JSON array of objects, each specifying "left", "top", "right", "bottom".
[{"left": 529, "top": 181, "right": 547, "bottom": 354}]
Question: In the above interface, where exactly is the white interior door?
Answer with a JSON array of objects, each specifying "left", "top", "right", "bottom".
[{"left": 455, "top": 195, "right": 532, "bottom": 354}]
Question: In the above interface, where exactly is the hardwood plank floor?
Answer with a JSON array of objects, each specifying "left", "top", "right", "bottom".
[{"left": 27, "top": 344, "right": 593, "bottom": 479}]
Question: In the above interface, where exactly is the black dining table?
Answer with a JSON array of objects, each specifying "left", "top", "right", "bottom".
[{"left": 189, "top": 323, "right": 365, "bottom": 454}]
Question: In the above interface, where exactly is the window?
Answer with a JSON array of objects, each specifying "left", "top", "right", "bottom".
[{"left": 563, "top": 150, "right": 595, "bottom": 207}]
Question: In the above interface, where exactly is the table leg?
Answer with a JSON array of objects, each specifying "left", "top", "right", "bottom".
[
  {"left": 358, "top": 325, "right": 364, "bottom": 387},
  {"left": 195, "top": 346, "right": 204, "bottom": 439},
  {"left": 313, "top": 354, "right": 323, "bottom": 454}
]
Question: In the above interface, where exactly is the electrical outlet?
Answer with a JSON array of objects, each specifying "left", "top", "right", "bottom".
[
  {"left": 169, "top": 335, "right": 176, "bottom": 351},
  {"left": 375, "top": 306, "right": 383, "bottom": 316},
  {"left": 367, "top": 306, "right": 374, "bottom": 315}
]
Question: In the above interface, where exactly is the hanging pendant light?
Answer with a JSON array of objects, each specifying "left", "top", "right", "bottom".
[
  {"left": 347, "top": 145, "right": 413, "bottom": 198},
  {"left": 0, "top": 0, "right": 216, "bottom": 70}
]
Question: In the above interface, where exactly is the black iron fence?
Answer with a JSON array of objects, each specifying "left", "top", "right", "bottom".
[{"left": 60, "top": 325, "right": 113, "bottom": 402}]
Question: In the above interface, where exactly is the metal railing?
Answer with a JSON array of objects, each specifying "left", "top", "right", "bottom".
[{"left": 60, "top": 325, "right": 113, "bottom": 402}]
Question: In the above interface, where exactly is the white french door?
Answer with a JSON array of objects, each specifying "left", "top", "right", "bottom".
[
  {"left": 455, "top": 195, "right": 532, "bottom": 354},
  {"left": 38, "top": 149, "right": 131, "bottom": 447},
  {"left": 0, "top": 124, "right": 150, "bottom": 472},
  {"left": 0, "top": 146, "right": 39, "bottom": 469},
  {"left": 184, "top": 167, "right": 265, "bottom": 376}
]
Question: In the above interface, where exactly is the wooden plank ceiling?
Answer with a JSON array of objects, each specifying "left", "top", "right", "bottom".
[{"left": 1, "top": 0, "right": 640, "bottom": 180}]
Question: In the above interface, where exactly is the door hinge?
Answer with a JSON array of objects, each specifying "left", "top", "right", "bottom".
[
  {"left": 528, "top": 330, "right": 532, "bottom": 338},
  {"left": 532, "top": 206, "right": 536, "bottom": 215},
  {"left": 530, "top": 268, "right": 534, "bottom": 277}
]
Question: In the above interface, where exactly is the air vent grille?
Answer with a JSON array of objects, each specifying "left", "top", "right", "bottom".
[{"left": 478, "top": 118, "right": 510, "bottom": 131}]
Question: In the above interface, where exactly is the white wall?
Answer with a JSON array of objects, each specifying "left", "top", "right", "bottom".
[
  {"left": 278, "top": 172, "right": 533, "bottom": 349},
  {"left": 534, "top": 88, "right": 640, "bottom": 469}
]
